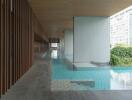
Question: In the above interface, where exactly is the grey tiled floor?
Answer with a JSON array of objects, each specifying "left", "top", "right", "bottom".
[
  {"left": 0, "top": 57, "right": 51, "bottom": 100},
  {"left": 51, "top": 91, "right": 132, "bottom": 100},
  {"left": 1, "top": 56, "right": 132, "bottom": 100}
]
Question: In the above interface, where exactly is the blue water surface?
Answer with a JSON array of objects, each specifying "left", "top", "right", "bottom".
[{"left": 52, "top": 59, "right": 132, "bottom": 90}]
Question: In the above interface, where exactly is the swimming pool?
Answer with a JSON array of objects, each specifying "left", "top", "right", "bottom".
[{"left": 52, "top": 59, "right": 132, "bottom": 90}]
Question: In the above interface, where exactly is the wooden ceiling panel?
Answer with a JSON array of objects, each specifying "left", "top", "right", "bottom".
[{"left": 29, "top": 0, "right": 132, "bottom": 38}]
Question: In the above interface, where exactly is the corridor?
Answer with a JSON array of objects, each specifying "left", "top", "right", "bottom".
[{"left": 1, "top": 0, "right": 132, "bottom": 100}]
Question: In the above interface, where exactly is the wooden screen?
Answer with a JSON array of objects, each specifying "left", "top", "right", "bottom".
[{"left": 0, "top": 0, "right": 48, "bottom": 97}]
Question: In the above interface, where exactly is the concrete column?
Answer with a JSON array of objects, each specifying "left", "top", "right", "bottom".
[
  {"left": 64, "top": 30, "right": 73, "bottom": 62},
  {"left": 74, "top": 16, "right": 110, "bottom": 63}
]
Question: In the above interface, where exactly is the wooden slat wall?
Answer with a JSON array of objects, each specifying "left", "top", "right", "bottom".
[
  {"left": 0, "top": 0, "right": 2, "bottom": 97},
  {"left": 0, "top": 0, "right": 48, "bottom": 97}
]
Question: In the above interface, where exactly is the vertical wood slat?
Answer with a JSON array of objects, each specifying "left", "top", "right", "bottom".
[
  {"left": 15, "top": 0, "right": 17, "bottom": 82},
  {"left": 19, "top": 0, "right": 22, "bottom": 78},
  {"left": 2, "top": 0, "right": 6, "bottom": 94},
  {"left": 0, "top": 0, "right": 2, "bottom": 97},
  {"left": 7, "top": 0, "right": 10, "bottom": 89},
  {"left": 1, "top": 0, "right": 4, "bottom": 95},
  {"left": 14, "top": 0, "right": 16, "bottom": 82},
  {"left": 9, "top": 0, "right": 13, "bottom": 88},
  {"left": 17, "top": 0, "right": 19, "bottom": 79},
  {"left": 6, "top": 0, "right": 9, "bottom": 90},
  {"left": 12, "top": 0, "right": 15, "bottom": 85}
]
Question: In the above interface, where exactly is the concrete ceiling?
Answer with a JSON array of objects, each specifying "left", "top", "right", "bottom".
[{"left": 29, "top": 0, "right": 132, "bottom": 38}]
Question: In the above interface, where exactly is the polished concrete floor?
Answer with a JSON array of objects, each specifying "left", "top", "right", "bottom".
[{"left": 1, "top": 54, "right": 132, "bottom": 100}]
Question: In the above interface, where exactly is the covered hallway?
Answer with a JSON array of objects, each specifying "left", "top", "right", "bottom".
[{"left": 1, "top": 0, "right": 132, "bottom": 100}]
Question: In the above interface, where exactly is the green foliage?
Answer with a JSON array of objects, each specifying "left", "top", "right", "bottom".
[
  {"left": 110, "top": 54, "right": 121, "bottom": 65},
  {"left": 110, "top": 46, "right": 132, "bottom": 66}
]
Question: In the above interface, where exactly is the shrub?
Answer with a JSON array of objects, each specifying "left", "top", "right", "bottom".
[
  {"left": 110, "top": 46, "right": 132, "bottom": 66},
  {"left": 110, "top": 54, "right": 120, "bottom": 65}
]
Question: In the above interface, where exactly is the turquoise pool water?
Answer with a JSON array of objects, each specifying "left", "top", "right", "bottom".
[{"left": 52, "top": 59, "right": 132, "bottom": 90}]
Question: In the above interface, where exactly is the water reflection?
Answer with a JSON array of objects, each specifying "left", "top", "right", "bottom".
[
  {"left": 51, "top": 50, "right": 58, "bottom": 59},
  {"left": 111, "top": 70, "right": 132, "bottom": 89}
]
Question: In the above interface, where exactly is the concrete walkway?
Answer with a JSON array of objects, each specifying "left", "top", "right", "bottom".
[
  {"left": 0, "top": 56, "right": 51, "bottom": 100},
  {"left": 1, "top": 55, "right": 132, "bottom": 100}
]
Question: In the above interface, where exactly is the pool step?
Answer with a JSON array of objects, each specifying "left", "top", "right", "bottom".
[{"left": 70, "top": 80, "right": 95, "bottom": 88}]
